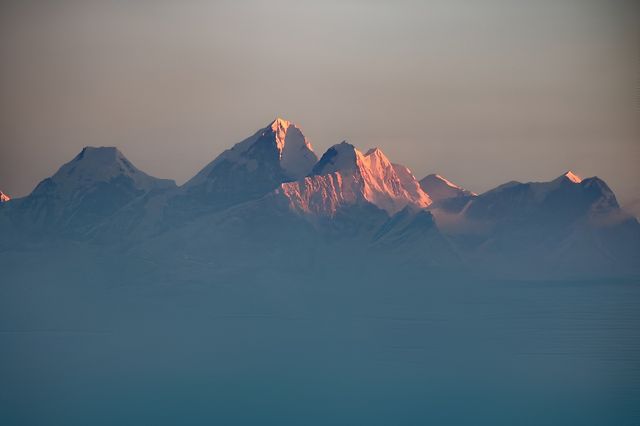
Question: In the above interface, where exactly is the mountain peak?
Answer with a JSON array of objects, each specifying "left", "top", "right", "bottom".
[
  {"left": 434, "top": 174, "right": 462, "bottom": 188},
  {"left": 18, "top": 146, "right": 175, "bottom": 231},
  {"left": 269, "top": 118, "right": 292, "bottom": 151},
  {"left": 32, "top": 146, "right": 175, "bottom": 199},
  {"left": 311, "top": 141, "right": 359, "bottom": 175},
  {"left": 281, "top": 142, "right": 430, "bottom": 216},
  {"left": 59, "top": 146, "right": 156, "bottom": 185},
  {"left": 73, "top": 146, "right": 121, "bottom": 164},
  {"left": 419, "top": 174, "right": 475, "bottom": 202},
  {"left": 183, "top": 119, "right": 318, "bottom": 204},
  {"left": 269, "top": 117, "right": 291, "bottom": 129},
  {"left": 361, "top": 147, "right": 395, "bottom": 175},
  {"left": 269, "top": 119, "right": 317, "bottom": 179},
  {"left": 311, "top": 142, "right": 394, "bottom": 176},
  {"left": 561, "top": 170, "right": 582, "bottom": 183},
  {"left": 79, "top": 145, "right": 119, "bottom": 154},
  {"left": 365, "top": 147, "right": 385, "bottom": 157}
]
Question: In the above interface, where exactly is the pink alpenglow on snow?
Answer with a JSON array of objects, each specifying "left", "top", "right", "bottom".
[
  {"left": 279, "top": 142, "right": 431, "bottom": 216},
  {"left": 563, "top": 170, "right": 583, "bottom": 184}
]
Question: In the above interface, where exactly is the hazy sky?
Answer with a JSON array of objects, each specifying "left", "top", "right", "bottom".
[{"left": 1, "top": 0, "right": 639, "bottom": 211}]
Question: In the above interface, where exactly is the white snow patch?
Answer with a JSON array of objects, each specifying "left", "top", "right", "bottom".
[{"left": 419, "top": 174, "right": 475, "bottom": 202}]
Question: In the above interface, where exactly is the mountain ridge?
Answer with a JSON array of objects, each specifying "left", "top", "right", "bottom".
[
  {"left": 282, "top": 141, "right": 431, "bottom": 217},
  {"left": 182, "top": 118, "right": 318, "bottom": 209},
  {"left": 1, "top": 118, "right": 637, "bottom": 278}
]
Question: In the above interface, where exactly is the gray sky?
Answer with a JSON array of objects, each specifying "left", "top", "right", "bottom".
[{"left": 1, "top": 0, "right": 639, "bottom": 212}]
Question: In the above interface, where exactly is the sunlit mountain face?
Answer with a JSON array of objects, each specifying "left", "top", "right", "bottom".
[
  {"left": 182, "top": 118, "right": 318, "bottom": 209},
  {"left": 1, "top": 119, "right": 639, "bottom": 425},
  {"left": 2, "top": 118, "right": 637, "bottom": 278}
]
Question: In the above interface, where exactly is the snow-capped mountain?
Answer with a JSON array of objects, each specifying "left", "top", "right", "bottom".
[
  {"left": 1, "top": 118, "right": 637, "bottom": 278},
  {"left": 116, "top": 138, "right": 449, "bottom": 268},
  {"left": 426, "top": 171, "right": 640, "bottom": 277},
  {"left": 464, "top": 171, "right": 619, "bottom": 223},
  {"left": 278, "top": 142, "right": 431, "bottom": 217},
  {"left": 88, "top": 119, "right": 319, "bottom": 241},
  {"left": 8, "top": 146, "right": 175, "bottom": 232},
  {"left": 419, "top": 174, "right": 475, "bottom": 202},
  {"left": 183, "top": 118, "right": 318, "bottom": 208},
  {"left": 0, "top": 191, "right": 10, "bottom": 203},
  {"left": 45, "top": 146, "right": 174, "bottom": 194}
]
